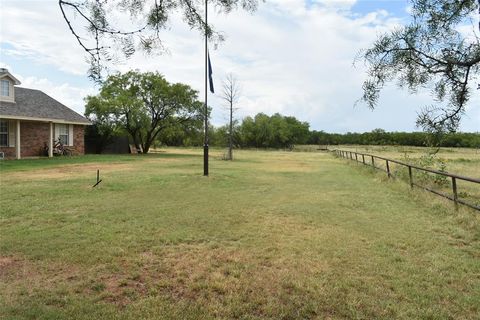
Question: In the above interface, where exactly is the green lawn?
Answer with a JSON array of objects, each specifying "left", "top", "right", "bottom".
[{"left": 1, "top": 149, "right": 479, "bottom": 319}]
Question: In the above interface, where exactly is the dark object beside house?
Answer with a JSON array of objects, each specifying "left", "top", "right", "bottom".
[{"left": 85, "top": 135, "right": 130, "bottom": 154}]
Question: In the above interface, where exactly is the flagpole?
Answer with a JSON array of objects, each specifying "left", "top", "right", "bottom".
[{"left": 203, "top": 0, "right": 209, "bottom": 176}]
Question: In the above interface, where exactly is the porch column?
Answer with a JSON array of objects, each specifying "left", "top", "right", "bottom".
[
  {"left": 15, "top": 120, "right": 20, "bottom": 159},
  {"left": 48, "top": 122, "right": 53, "bottom": 157}
]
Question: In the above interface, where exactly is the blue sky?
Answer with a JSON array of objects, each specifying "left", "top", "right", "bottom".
[{"left": 0, "top": 0, "right": 478, "bottom": 133}]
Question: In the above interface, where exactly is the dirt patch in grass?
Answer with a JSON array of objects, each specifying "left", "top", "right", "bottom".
[
  {"left": 2, "top": 163, "right": 134, "bottom": 181},
  {"left": 0, "top": 256, "right": 22, "bottom": 278},
  {"left": 0, "top": 255, "right": 83, "bottom": 309},
  {"left": 259, "top": 160, "right": 316, "bottom": 173},
  {"left": 121, "top": 243, "right": 327, "bottom": 317},
  {"left": 1, "top": 158, "right": 183, "bottom": 181}
]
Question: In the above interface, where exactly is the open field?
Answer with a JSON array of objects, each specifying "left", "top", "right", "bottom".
[
  {"left": 298, "top": 145, "right": 480, "bottom": 177},
  {"left": 320, "top": 145, "right": 480, "bottom": 209},
  {"left": 1, "top": 149, "right": 480, "bottom": 319}
]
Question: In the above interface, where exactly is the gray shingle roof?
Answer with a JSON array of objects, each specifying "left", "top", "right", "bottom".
[{"left": 0, "top": 87, "right": 90, "bottom": 124}]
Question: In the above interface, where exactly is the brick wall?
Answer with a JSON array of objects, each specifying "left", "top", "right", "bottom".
[
  {"left": 72, "top": 125, "right": 85, "bottom": 155},
  {"left": 21, "top": 121, "right": 50, "bottom": 157},
  {"left": 0, "top": 121, "right": 86, "bottom": 159},
  {"left": 0, "top": 147, "right": 15, "bottom": 158}
]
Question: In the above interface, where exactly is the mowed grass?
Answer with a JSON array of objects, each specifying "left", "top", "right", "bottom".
[
  {"left": 326, "top": 145, "right": 480, "bottom": 177},
  {"left": 1, "top": 149, "right": 479, "bottom": 319},
  {"left": 323, "top": 145, "right": 480, "bottom": 208}
]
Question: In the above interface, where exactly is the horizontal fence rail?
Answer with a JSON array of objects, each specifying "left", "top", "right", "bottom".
[{"left": 333, "top": 149, "right": 480, "bottom": 211}]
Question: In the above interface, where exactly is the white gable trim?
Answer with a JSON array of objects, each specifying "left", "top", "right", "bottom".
[{"left": 0, "top": 72, "right": 21, "bottom": 85}]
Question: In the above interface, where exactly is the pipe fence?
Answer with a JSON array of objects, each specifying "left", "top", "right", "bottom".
[{"left": 333, "top": 149, "right": 480, "bottom": 211}]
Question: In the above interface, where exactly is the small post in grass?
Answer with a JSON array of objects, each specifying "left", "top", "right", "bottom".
[
  {"left": 386, "top": 160, "right": 391, "bottom": 178},
  {"left": 452, "top": 177, "right": 458, "bottom": 210},
  {"left": 93, "top": 169, "right": 102, "bottom": 188},
  {"left": 408, "top": 165, "right": 413, "bottom": 188}
]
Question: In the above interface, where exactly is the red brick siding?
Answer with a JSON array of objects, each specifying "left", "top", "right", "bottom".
[
  {"left": 72, "top": 125, "right": 85, "bottom": 155},
  {"left": 20, "top": 121, "right": 50, "bottom": 157},
  {"left": 0, "top": 121, "right": 86, "bottom": 158},
  {"left": 0, "top": 147, "right": 15, "bottom": 158}
]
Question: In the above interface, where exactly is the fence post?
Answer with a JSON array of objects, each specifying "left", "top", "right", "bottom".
[
  {"left": 371, "top": 156, "right": 375, "bottom": 168},
  {"left": 452, "top": 177, "right": 458, "bottom": 210},
  {"left": 408, "top": 165, "right": 413, "bottom": 188},
  {"left": 362, "top": 154, "right": 365, "bottom": 165},
  {"left": 355, "top": 153, "right": 358, "bottom": 162},
  {"left": 386, "top": 160, "right": 391, "bottom": 178}
]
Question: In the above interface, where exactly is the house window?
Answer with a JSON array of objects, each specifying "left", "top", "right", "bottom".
[
  {"left": 57, "top": 124, "right": 69, "bottom": 145},
  {"left": 0, "top": 120, "right": 8, "bottom": 147},
  {"left": 1, "top": 80, "right": 10, "bottom": 97}
]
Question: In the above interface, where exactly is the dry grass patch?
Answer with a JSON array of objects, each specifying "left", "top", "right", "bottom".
[{"left": 1, "top": 163, "right": 134, "bottom": 181}]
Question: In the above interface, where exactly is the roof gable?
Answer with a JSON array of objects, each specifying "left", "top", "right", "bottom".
[{"left": 0, "top": 68, "right": 21, "bottom": 85}]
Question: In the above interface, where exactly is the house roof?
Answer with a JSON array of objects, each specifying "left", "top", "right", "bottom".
[{"left": 0, "top": 87, "right": 90, "bottom": 125}]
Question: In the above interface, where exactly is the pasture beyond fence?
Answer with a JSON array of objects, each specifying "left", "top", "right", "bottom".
[{"left": 333, "top": 149, "right": 480, "bottom": 211}]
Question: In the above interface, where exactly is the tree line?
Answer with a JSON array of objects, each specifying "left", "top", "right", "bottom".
[
  {"left": 159, "top": 123, "right": 480, "bottom": 149},
  {"left": 308, "top": 129, "right": 480, "bottom": 148},
  {"left": 84, "top": 71, "right": 479, "bottom": 153}
]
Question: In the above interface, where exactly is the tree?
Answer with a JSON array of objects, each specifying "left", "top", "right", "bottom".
[
  {"left": 85, "top": 71, "right": 203, "bottom": 153},
  {"left": 58, "top": 0, "right": 260, "bottom": 81},
  {"left": 220, "top": 73, "right": 241, "bottom": 160},
  {"left": 358, "top": 0, "right": 480, "bottom": 134},
  {"left": 236, "top": 113, "right": 309, "bottom": 149}
]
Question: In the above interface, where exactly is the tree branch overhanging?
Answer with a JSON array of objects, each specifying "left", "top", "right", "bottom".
[
  {"left": 59, "top": 0, "right": 260, "bottom": 82},
  {"left": 357, "top": 0, "right": 480, "bottom": 134}
]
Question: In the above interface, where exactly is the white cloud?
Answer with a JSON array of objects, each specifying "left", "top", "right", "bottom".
[
  {"left": 17, "top": 76, "right": 96, "bottom": 116},
  {"left": 0, "top": 2, "right": 89, "bottom": 75},
  {"left": 1, "top": 0, "right": 478, "bottom": 132}
]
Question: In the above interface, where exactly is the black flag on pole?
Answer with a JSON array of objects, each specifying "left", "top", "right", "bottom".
[{"left": 208, "top": 51, "right": 214, "bottom": 93}]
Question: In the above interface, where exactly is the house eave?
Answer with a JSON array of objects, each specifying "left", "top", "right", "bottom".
[{"left": 0, "top": 114, "right": 91, "bottom": 125}]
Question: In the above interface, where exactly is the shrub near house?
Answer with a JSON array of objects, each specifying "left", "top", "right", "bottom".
[{"left": 0, "top": 69, "right": 90, "bottom": 159}]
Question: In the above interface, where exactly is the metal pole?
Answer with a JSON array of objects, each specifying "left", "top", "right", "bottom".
[{"left": 203, "top": 0, "right": 209, "bottom": 176}]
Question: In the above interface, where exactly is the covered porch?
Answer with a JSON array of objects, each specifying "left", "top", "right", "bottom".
[{"left": 0, "top": 118, "right": 77, "bottom": 159}]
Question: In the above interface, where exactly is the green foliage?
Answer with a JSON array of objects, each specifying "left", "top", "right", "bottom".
[
  {"left": 358, "top": 0, "right": 480, "bottom": 132},
  {"left": 307, "top": 129, "right": 480, "bottom": 148},
  {"left": 402, "top": 153, "right": 450, "bottom": 187},
  {"left": 235, "top": 113, "right": 310, "bottom": 149},
  {"left": 85, "top": 71, "right": 203, "bottom": 153}
]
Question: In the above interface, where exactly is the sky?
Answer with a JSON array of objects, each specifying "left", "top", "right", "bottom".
[{"left": 0, "top": 0, "right": 478, "bottom": 133}]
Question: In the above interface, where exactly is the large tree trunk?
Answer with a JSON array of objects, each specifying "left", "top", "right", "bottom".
[{"left": 143, "top": 142, "right": 151, "bottom": 154}]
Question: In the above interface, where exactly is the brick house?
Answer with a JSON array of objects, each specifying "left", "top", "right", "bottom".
[{"left": 0, "top": 69, "right": 90, "bottom": 159}]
